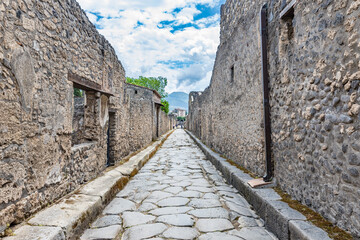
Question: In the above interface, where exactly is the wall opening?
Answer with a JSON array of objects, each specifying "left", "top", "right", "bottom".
[
  {"left": 156, "top": 106, "right": 160, "bottom": 137},
  {"left": 280, "top": 0, "right": 295, "bottom": 41},
  {"left": 72, "top": 88, "right": 85, "bottom": 146},
  {"left": 230, "top": 65, "right": 235, "bottom": 83},
  {"left": 107, "top": 111, "right": 116, "bottom": 166},
  {"left": 71, "top": 88, "right": 99, "bottom": 146}
]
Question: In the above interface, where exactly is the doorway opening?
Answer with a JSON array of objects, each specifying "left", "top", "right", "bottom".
[{"left": 106, "top": 111, "right": 116, "bottom": 166}]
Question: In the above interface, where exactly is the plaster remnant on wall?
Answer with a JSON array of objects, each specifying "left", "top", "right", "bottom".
[{"left": 10, "top": 48, "right": 35, "bottom": 112}]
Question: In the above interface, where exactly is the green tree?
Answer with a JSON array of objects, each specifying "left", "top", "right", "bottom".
[
  {"left": 126, "top": 76, "right": 170, "bottom": 113},
  {"left": 126, "top": 76, "right": 168, "bottom": 98},
  {"left": 177, "top": 116, "right": 186, "bottom": 121},
  {"left": 161, "top": 99, "right": 169, "bottom": 114},
  {"left": 74, "top": 88, "right": 83, "bottom": 97}
]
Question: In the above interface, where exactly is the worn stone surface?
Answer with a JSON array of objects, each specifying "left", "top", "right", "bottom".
[
  {"left": 91, "top": 215, "right": 122, "bottom": 228},
  {"left": 162, "top": 227, "right": 200, "bottom": 239},
  {"left": 156, "top": 214, "right": 194, "bottom": 227},
  {"left": 187, "top": 0, "right": 360, "bottom": 237},
  {"left": 80, "top": 225, "right": 122, "bottom": 240},
  {"left": 103, "top": 198, "right": 136, "bottom": 215},
  {"left": 229, "top": 227, "right": 275, "bottom": 240},
  {"left": 122, "top": 223, "right": 167, "bottom": 240},
  {"left": 82, "top": 130, "right": 275, "bottom": 239},
  {"left": 195, "top": 219, "right": 234, "bottom": 232},
  {"left": 122, "top": 212, "right": 155, "bottom": 228},
  {"left": 289, "top": 220, "right": 332, "bottom": 240},
  {"left": 28, "top": 194, "right": 101, "bottom": 237},
  {"left": 3, "top": 225, "right": 65, "bottom": 240}
]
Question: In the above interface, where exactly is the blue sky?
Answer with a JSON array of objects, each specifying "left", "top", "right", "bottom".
[{"left": 77, "top": 0, "right": 226, "bottom": 93}]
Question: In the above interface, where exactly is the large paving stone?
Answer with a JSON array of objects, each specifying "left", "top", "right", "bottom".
[
  {"left": 146, "top": 191, "right": 174, "bottom": 202},
  {"left": 157, "top": 197, "right": 190, "bottom": 207},
  {"left": 202, "top": 193, "right": 219, "bottom": 199},
  {"left": 190, "top": 179, "right": 212, "bottom": 187},
  {"left": 103, "top": 198, "right": 136, "bottom": 214},
  {"left": 156, "top": 214, "right": 194, "bottom": 226},
  {"left": 171, "top": 181, "right": 192, "bottom": 187},
  {"left": 188, "top": 199, "right": 222, "bottom": 208},
  {"left": 187, "top": 186, "right": 214, "bottom": 193},
  {"left": 122, "top": 212, "right": 156, "bottom": 228},
  {"left": 3, "top": 225, "right": 65, "bottom": 240},
  {"left": 92, "top": 215, "right": 122, "bottom": 228},
  {"left": 163, "top": 186, "right": 184, "bottom": 194},
  {"left": 225, "top": 201, "right": 254, "bottom": 217},
  {"left": 149, "top": 206, "right": 193, "bottom": 216},
  {"left": 122, "top": 223, "right": 167, "bottom": 240},
  {"left": 162, "top": 227, "right": 200, "bottom": 239},
  {"left": 228, "top": 227, "right": 274, "bottom": 240},
  {"left": 188, "top": 207, "right": 229, "bottom": 219},
  {"left": 195, "top": 219, "right": 234, "bottom": 232},
  {"left": 128, "top": 191, "right": 151, "bottom": 202},
  {"left": 80, "top": 225, "right": 122, "bottom": 240},
  {"left": 138, "top": 202, "right": 158, "bottom": 212},
  {"left": 177, "top": 190, "right": 202, "bottom": 198},
  {"left": 198, "top": 232, "right": 242, "bottom": 240},
  {"left": 237, "top": 216, "right": 259, "bottom": 227}
]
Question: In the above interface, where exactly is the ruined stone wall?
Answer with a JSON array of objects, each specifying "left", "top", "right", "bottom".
[
  {"left": 189, "top": 0, "right": 269, "bottom": 176},
  {"left": 272, "top": 1, "right": 360, "bottom": 236},
  {"left": 188, "top": 0, "right": 360, "bottom": 236},
  {"left": 0, "top": 0, "right": 125, "bottom": 229},
  {"left": 123, "top": 84, "right": 154, "bottom": 154},
  {"left": 159, "top": 110, "right": 171, "bottom": 136}
]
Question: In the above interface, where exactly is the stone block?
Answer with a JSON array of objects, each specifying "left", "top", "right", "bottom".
[
  {"left": 264, "top": 200, "right": 306, "bottom": 240},
  {"left": 3, "top": 225, "right": 65, "bottom": 240},
  {"left": 79, "top": 172, "right": 126, "bottom": 204},
  {"left": 289, "top": 220, "right": 332, "bottom": 240},
  {"left": 28, "top": 194, "right": 102, "bottom": 238},
  {"left": 115, "top": 164, "right": 137, "bottom": 176}
]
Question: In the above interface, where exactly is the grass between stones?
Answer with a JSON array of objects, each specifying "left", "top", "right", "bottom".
[
  {"left": 223, "top": 158, "right": 352, "bottom": 239},
  {"left": 274, "top": 187, "right": 353, "bottom": 240}
]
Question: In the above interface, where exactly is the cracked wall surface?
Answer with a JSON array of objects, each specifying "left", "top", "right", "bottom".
[{"left": 188, "top": 0, "right": 360, "bottom": 237}]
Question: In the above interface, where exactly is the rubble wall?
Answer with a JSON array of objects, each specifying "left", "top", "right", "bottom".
[
  {"left": 0, "top": 0, "right": 125, "bottom": 228},
  {"left": 188, "top": 0, "right": 360, "bottom": 236}
]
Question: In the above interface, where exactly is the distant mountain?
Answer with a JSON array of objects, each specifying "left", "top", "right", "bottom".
[{"left": 166, "top": 92, "right": 189, "bottom": 112}]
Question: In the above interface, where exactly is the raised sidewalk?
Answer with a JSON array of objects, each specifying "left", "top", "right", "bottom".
[
  {"left": 186, "top": 130, "right": 331, "bottom": 240},
  {"left": 4, "top": 131, "right": 173, "bottom": 240}
]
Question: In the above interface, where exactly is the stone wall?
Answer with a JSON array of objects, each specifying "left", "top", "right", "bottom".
[
  {"left": 123, "top": 83, "right": 156, "bottom": 155},
  {"left": 188, "top": 0, "right": 360, "bottom": 237},
  {"left": 0, "top": 0, "right": 170, "bottom": 231},
  {"left": 159, "top": 110, "right": 171, "bottom": 136},
  {"left": 0, "top": 0, "right": 124, "bottom": 228}
]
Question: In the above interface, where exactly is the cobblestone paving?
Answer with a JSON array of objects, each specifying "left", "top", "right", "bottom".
[{"left": 81, "top": 130, "right": 277, "bottom": 240}]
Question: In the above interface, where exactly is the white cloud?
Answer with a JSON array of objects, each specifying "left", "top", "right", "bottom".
[{"left": 77, "top": 0, "right": 224, "bottom": 93}]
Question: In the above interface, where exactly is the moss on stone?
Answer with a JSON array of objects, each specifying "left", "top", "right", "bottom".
[{"left": 274, "top": 187, "right": 353, "bottom": 240}]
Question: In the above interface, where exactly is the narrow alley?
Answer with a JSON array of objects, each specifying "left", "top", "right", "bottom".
[{"left": 81, "top": 130, "right": 277, "bottom": 240}]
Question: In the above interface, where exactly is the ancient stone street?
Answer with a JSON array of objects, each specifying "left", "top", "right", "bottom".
[{"left": 81, "top": 130, "right": 277, "bottom": 240}]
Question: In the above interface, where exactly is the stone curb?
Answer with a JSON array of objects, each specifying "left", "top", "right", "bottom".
[
  {"left": 186, "top": 130, "right": 331, "bottom": 240},
  {"left": 4, "top": 130, "right": 174, "bottom": 240}
]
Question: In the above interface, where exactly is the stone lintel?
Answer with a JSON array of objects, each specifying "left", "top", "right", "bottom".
[
  {"left": 280, "top": 0, "right": 297, "bottom": 19},
  {"left": 68, "top": 72, "right": 114, "bottom": 96}
]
